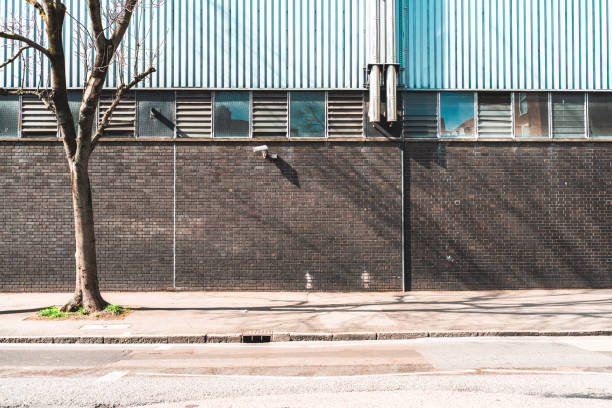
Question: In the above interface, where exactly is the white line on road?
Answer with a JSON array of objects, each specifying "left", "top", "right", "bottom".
[{"left": 97, "top": 371, "right": 129, "bottom": 382}]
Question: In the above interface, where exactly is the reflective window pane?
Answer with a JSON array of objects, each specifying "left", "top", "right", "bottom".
[
  {"left": 552, "top": 93, "right": 585, "bottom": 138},
  {"left": 440, "top": 92, "right": 475, "bottom": 138},
  {"left": 588, "top": 93, "right": 612, "bottom": 138},
  {"left": 0, "top": 95, "right": 20, "bottom": 137},
  {"left": 403, "top": 92, "right": 437, "bottom": 138},
  {"left": 478, "top": 92, "right": 512, "bottom": 138},
  {"left": 214, "top": 91, "right": 250, "bottom": 138},
  {"left": 514, "top": 92, "right": 549, "bottom": 138},
  {"left": 290, "top": 92, "right": 325, "bottom": 138}
]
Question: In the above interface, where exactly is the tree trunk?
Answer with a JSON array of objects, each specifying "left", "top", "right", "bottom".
[{"left": 61, "top": 159, "right": 108, "bottom": 312}]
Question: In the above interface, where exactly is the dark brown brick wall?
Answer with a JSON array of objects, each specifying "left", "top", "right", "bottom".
[
  {"left": 0, "top": 141, "right": 402, "bottom": 291},
  {"left": 406, "top": 142, "right": 612, "bottom": 289},
  {"left": 2, "top": 141, "right": 610, "bottom": 292},
  {"left": 175, "top": 143, "right": 403, "bottom": 290},
  {"left": 0, "top": 144, "right": 73, "bottom": 291},
  {"left": 0, "top": 142, "right": 174, "bottom": 292}
]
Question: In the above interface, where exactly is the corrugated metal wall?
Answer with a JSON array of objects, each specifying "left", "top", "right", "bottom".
[
  {"left": 399, "top": 0, "right": 612, "bottom": 90},
  {"left": 1, "top": 0, "right": 367, "bottom": 89},
  {"left": 2, "top": 1, "right": 611, "bottom": 90}
]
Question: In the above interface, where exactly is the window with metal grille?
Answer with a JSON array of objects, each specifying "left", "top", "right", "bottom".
[
  {"left": 214, "top": 91, "right": 250, "bottom": 138},
  {"left": 175, "top": 91, "right": 213, "bottom": 138},
  {"left": 477, "top": 92, "right": 512, "bottom": 138},
  {"left": 252, "top": 92, "right": 287, "bottom": 138},
  {"left": 0, "top": 95, "right": 20, "bottom": 138},
  {"left": 137, "top": 91, "right": 175, "bottom": 138},
  {"left": 98, "top": 91, "right": 136, "bottom": 137},
  {"left": 402, "top": 92, "right": 437, "bottom": 138},
  {"left": 21, "top": 95, "right": 57, "bottom": 137},
  {"left": 552, "top": 93, "right": 585, "bottom": 138},
  {"left": 327, "top": 91, "right": 364, "bottom": 138}
]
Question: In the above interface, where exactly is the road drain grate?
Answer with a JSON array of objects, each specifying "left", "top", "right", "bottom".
[{"left": 242, "top": 335, "right": 271, "bottom": 343}]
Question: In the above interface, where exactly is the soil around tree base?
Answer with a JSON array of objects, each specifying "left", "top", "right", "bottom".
[{"left": 26, "top": 307, "right": 135, "bottom": 321}]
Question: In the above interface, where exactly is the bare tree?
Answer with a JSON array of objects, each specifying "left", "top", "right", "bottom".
[{"left": 0, "top": 1, "right": 158, "bottom": 312}]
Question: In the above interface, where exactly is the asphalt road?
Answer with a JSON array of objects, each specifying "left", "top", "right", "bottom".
[{"left": 1, "top": 337, "right": 611, "bottom": 407}]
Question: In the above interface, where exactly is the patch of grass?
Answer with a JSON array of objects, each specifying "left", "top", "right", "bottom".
[
  {"left": 35, "top": 304, "right": 131, "bottom": 320},
  {"left": 104, "top": 304, "right": 129, "bottom": 315},
  {"left": 37, "top": 307, "right": 69, "bottom": 318}
]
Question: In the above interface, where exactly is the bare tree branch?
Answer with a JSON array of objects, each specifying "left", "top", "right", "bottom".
[
  {"left": 24, "top": 0, "right": 47, "bottom": 21},
  {"left": 110, "top": 0, "right": 138, "bottom": 48},
  {"left": 0, "top": 45, "right": 31, "bottom": 70},
  {"left": 0, "top": 31, "right": 50, "bottom": 56},
  {"left": 90, "top": 65, "right": 155, "bottom": 150},
  {"left": 0, "top": 87, "right": 55, "bottom": 114}
]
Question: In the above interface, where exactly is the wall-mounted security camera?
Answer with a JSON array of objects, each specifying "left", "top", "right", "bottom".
[
  {"left": 253, "top": 145, "right": 278, "bottom": 160},
  {"left": 253, "top": 145, "right": 268, "bottom": 154}
]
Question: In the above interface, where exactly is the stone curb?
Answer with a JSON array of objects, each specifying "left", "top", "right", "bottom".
[{"left": 1, "top": 330, "right": 611, "bottom": 344}]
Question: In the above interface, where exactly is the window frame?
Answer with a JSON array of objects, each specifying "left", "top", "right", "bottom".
[
  {"left": 0, "top": 95, "right": 21, "bottom": 138},
  {"left": 586, "top": 92, "right": 612, "bottom": 139},
  {"left": 288, "top": 91, "right": 328, "bottom": 139},
  {"left": 398, "top": 90, "right": 612, "bottom": 141},
  {"left": 512, "top": 91, "right": 549, "bottom": 139},
  {"left": 438, "top": 91, "right": 477, "bottom": 139},
  {"left": 212, "top": 90, "right": 252, "bottom": 139}
]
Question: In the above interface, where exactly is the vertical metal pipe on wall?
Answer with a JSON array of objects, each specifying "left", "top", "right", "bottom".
[
  {"left": 385, "top": 0, "right": 397, "bottom": 122},
  {"left": 368, "top": 0, "right": 381, "bottom": 122},
  {"left": 368, "top": 0, "right": 398, "bottom": 123}
]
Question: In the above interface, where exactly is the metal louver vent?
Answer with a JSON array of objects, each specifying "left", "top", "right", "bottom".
[
  {"left": 175, "top": 91, "right": 212, "bottom": 137},
  {"left": 477, "top": 93, "right": 512, "bottom": 138},
  {"left": 552, "top": 93, "right": 585, "bottom": 138},
  {"left": 98, "top": 91, "right": 136, "bottom": 137},
  {"left": 328, "top": 91, "right": 364, "bottom": 138},
  {"left": 252, "top": 92, "right": 287, "bottom": 138},
  {"left": 402, "top": 92, "right": 438, "bottom": 138},
  {"left": 21, "top": 95, "right": 57, "bottom": 137}
]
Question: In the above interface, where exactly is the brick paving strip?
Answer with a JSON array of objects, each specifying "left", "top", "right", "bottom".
[{"left": 2, "top": 330, "right": 612, "bottom": 344}]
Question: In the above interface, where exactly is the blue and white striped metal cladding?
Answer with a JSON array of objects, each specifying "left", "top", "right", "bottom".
[
  {"left": 1, "top": 0, "right": 368, "bottom": 89},
  {"left": 399, "top": 0, "right": 612, "bottom": 90},
  {"left": 1, "top": 0, "right": 611, "bottom": 90}
]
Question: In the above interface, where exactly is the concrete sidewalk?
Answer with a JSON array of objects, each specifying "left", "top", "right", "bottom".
[{"left": 1, "top": 290, "right": 611, "bottom": 343}]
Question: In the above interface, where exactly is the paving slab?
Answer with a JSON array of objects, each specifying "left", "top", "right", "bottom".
[{"left": 0, "top": 290, "right": 611, "bottom": 342}]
